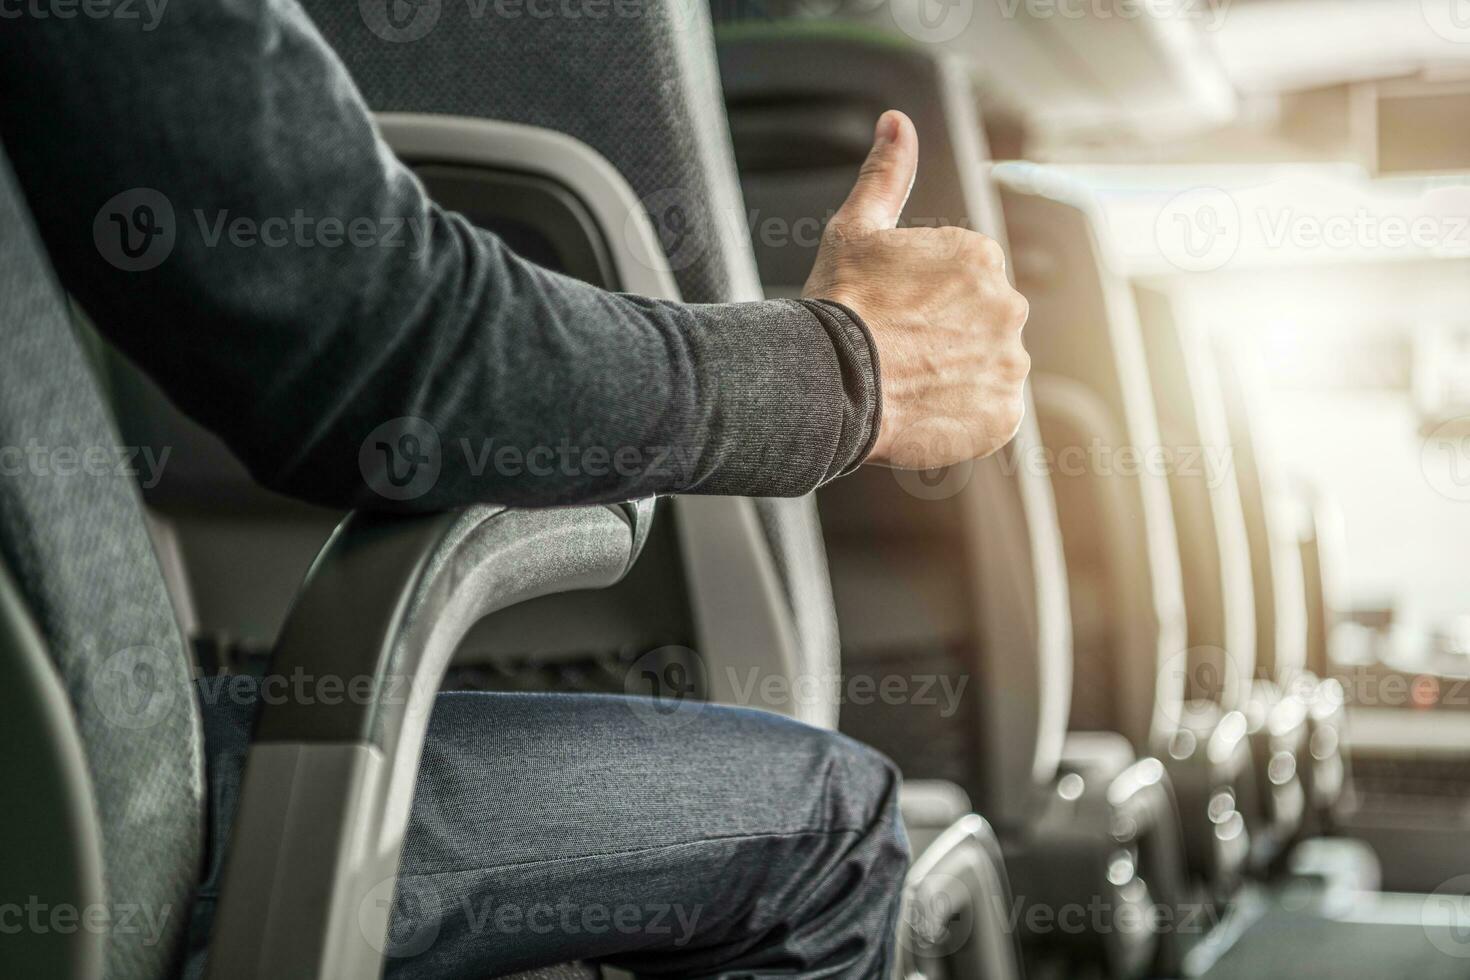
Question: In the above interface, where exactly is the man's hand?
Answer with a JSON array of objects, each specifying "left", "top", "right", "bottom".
[{"left": 803, "top": 109, "right": 1031, "bottom": 470}]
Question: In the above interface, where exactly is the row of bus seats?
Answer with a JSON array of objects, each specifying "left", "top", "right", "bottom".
[
  {"left": 714, "top": 15, "right": 1437, "bottom": 980},
  {"left": 717, "top": 23, "right": 1187, "bottom": 977},
  {"left": 717, "top": 24, "right": 1153, "bottom": 978}
]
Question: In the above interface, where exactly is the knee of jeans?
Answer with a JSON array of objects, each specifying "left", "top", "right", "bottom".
[
  {"left": 811, "top": 729, "right": 910, "bottom": 864},
  {"left": 867, "top": 745, "right": 911, "bottom": 863}
]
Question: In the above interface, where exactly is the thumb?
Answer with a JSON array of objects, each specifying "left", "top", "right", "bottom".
[{"left": 831, "top": 110, "right": 918, "bottom": 236}]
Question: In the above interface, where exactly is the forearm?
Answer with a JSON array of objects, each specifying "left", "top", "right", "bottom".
[{"left": 0, "top": 0, "right": 878, "bottom": 510}]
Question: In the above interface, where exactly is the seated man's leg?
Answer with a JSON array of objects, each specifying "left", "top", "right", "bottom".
[
  {"left": 389, "top": 692, "right": 909, "bottom": 979},
  {"left": 185, "top": 681, "right": 908, "bottom": 979}
]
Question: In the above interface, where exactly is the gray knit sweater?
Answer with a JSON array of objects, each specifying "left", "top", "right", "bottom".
[{"left": 0, "top": 0, "right": 880, "bottom": 510}]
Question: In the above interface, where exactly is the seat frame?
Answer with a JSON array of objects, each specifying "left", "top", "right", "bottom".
[{"left": 205, "top": 114, "right": 844, "bottom": 979}]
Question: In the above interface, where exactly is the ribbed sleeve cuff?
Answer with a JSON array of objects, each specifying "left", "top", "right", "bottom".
[
  {"left": 797, "top": 298, "right": 883, "bottom": 482},
  {"left": 684, "top": 297, "right": 883, "bottom": 498}
]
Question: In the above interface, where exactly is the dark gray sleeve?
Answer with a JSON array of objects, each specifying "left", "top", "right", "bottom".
[{"left": 0, "top": 0, "right": 880, "bottom": 511}]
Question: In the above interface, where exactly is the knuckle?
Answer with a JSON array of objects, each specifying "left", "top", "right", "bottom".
[
  {"left": 1000, "top": 345, "right": 1031, "bottom": 381},
  {"left": 1005, "top": 389, "right": 1027, "bottom": 423},
  {"left": 923, "top": 226, "right": 965, "bottom": 259},
  {"left": 1008, "top": 291, "right": 1031, "bottom": 326},
  {"left": 985, "top": 290, "right": 1029, "bottom": 332},
  {"left": 953, "top": 230, "right": 983, "bottom": 258},
  {"left": 935, "top": 226, "right": 974, "bottom": 257},
  {"left": 972, "top": 234, "right": 1006, "bottom": 269}
]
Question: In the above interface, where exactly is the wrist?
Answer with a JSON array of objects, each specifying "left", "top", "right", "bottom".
[{"left": 798, "top": 298, "right": 884, "bottom": 475}]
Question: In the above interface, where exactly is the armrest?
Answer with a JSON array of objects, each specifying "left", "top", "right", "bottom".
[
  {"left": 1242, "top": 680, "right": 1309, "bottom": 868},
  {"left": 207, "top": 500, "right": 654, "bottom": 980},
  {"left": 899, "top": 814, "right": 1023, "bottom": 980},
  {"left": 1161, "top": 702, "right": 1253, "bottom": 893},
  {"left": 1003, "top": 764, "right": 1161, "bottom": 979}
]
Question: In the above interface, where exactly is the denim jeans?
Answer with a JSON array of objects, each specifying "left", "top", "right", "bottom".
[{"left": 185, "top": 681, "right": 909, "bottom": 978}]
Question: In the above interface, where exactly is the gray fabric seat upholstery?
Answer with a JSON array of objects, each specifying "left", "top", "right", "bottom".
[
  {"left": 0, "top": 145, "right": 202, "bottom": 980},
  {"left": 716, "top": 25, "right": 1072, "bottom": 833},
  {"left": 1134, "top": 286, "right": 1257, "bottom": 717},
  {"left": 1135, "top": 287, "right": 1313, "bottom": 866},
  {"left": 1214, "top": 340, "right": 1310, "bottom": 687},
  {"left": 996, "top": 171, "right": 1190, "bottom": 754},
  {"left": 716, "top": 30, "right": 1067, "bottom": 980},
  {"left": 1287, "top": 486, "right": 1353, "bottom": 824},
  {"left": 308, "top": 0, "right": 758, "bottom": 307},
  {"left": 497, "top": 965, "right": 601, "bottom": 980}
]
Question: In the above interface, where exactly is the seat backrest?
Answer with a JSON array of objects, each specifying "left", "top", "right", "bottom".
[
  {"left": 718, "top": 23, "right": 1004, "bottom": 290},
  {"left": 295, "top": 0, "right": 845, "bottom": 720},
  {"left": 307, "top": 0, "right": 759, "bottom": 305},
  {"left": 997, "top": 169, "right": 1189, "bottom": 752},
  {"left": 717, "top": 26, "right": 1072, "bottom": 828},
  {"left": 1293, "top": 485, "right": 1346, "bottom": 679},
  {"left": 0, "top": 145, "right": 201, "bottom": 979},
  {"left": 1134, "top": 286, "right": 1256, "bottom": 713},
  {"left": 1213, "top": 339, "right": 1309, "bottom": 685}
]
